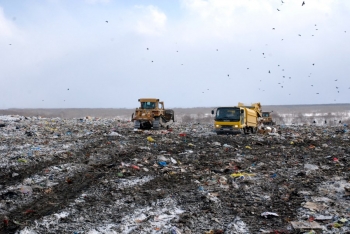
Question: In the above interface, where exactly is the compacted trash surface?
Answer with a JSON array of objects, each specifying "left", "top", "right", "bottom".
[{"left": 0, "top": 115, "right": 349, "bottom": 233}]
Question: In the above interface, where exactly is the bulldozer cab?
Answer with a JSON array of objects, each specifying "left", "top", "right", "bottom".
[
  {"left": 138, "top": 98, "right": 163, "bottom": 110},
  {"left": 141, "top": 102, "right": 156, "bottom": 109},
  {"left": 262, "top": 112, "right": 270, "bottom": 117}
]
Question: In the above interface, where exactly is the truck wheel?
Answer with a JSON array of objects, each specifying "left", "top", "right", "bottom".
[{"left": 243, "top": 128, "right": 248, "bottom": 134}]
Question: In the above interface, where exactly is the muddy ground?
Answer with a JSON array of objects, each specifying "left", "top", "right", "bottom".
[{"left": 0, "top": 116, "right": 349, "bottom": 233}]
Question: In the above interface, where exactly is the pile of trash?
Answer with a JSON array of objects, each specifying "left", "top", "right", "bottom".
[{"left": 0, "top": 115, "right": 349, "bottom": 233}]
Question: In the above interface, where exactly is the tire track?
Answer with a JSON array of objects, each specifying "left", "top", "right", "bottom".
[
  {"left": 0, "top": 137, "right": 130, "bottom": 233},
  {"left": 0, "top": 137, "right": 104, "bottom": 189}
]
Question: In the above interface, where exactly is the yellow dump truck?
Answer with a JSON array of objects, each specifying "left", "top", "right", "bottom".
[{"left": 211, "top": 103, "right": 261, "bottom": 134}]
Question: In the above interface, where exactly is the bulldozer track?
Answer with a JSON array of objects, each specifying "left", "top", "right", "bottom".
[
  {"left": 0, "top": 137, "right": 142, "bottom": 233},
  {"left": 0, "top": 138, "right": 103, "bottom": 189}
]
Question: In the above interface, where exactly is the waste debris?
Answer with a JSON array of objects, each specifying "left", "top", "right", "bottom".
[{"left": 0, "top": 115, "right": 349, "bottom": 233}]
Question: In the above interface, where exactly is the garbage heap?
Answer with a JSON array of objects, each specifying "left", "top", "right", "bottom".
[{"left": 0, "top": 115, "right": 349, "bottom": 233}]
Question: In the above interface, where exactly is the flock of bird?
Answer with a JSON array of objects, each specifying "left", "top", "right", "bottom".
[
  {"left": 6, "top": 0, "right": 349, "bottom": 104},
  {"left": 271, "top": 0, "right": 348, "bottom": 100},
  {"left": 278, "top": 0, "right": 305, "bottom": 11},
  {"left": 139, "top": 0, "right": 348, "bottom": 102}
]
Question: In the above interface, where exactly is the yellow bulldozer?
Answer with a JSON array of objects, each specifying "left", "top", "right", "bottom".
[
  {"left": 132, "top": 98, "right": 175, "bottom": 130},
  {"left": 261, "top": 111, "right": 275, "bottom": 125}
]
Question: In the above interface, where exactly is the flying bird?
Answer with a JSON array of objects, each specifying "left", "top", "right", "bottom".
[
  {"left": 67, "top": 88, "right": 69, "bottom": 90},
  {"left": 335, "top": 79, "right": 338, "bottom": 81},
  {"left": 302, "top": 1, "right": 305, "bottom": 6},
  {"left": 316, "top": 93, "right": 319, "bottom": 94},
  {"left": 105, "top": 21, "right": 108, "bottom": 23},
  {"left": 312, "top": 63, "right": 315, "bottom": 65},
  {"left": 273, "top": 28, "right": 275, "bottom": 30},
  {"left": 277, "top": 9, "right": 280, "bottom": 11},
  {"left": 298, "top": 34, "right": 301, "bottom": 36},
  {"left": 281, "top": 0, "right": 284, "bottom": 3},
  {"left": 147, "top": 48, "right": 149, "bottom": 50},
  {"left": 269, "top": 70, "right": 271, "bottom": 73}
]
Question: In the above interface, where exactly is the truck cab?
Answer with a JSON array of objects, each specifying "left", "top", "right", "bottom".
[
  {"left": 212, "top": 103, "right": 261, "bottom": 134},
  {"left": 212, "top": 107, "right": 243, "bottom": 134}
]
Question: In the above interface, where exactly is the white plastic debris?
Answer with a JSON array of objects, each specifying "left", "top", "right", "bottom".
[
  {"left": 108, "top": 132, "right": 123, "bottom": 137},
  {"left": 227, "top": 217, "right": 250, "bottom": 233},
  {"left": 261, "top": 212, "right": 279, "bottom": 218},
  {"left": 304, "top": 164, "right": 319, "bottom": 170},
  {"left": 20, "top": 185, "right": 33, "bottom": 196}
]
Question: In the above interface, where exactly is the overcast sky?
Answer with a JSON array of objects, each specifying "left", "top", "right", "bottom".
[{"left": 0, "top": 0, "right": 349, "bottom": 108}]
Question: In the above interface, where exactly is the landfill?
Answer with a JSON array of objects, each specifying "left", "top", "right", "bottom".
[{"left": 0, "top": 115, "right": 349, "bottom": 233}]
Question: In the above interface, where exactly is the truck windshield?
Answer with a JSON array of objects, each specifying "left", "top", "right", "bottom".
[
  {"left": 262, "top": 113, "right": 270, "bottom": 117},
  {"left": 216, "top": 108, "right": 240, "bottom": 121},
  {"left": 141, "top": 102, "right": 156, "bottom": 109}
]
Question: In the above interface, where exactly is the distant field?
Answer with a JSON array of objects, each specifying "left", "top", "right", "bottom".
[
  {"left": 1, "top": 104, "right": 350, "bottom": 117},
  {"left": 0, "top": 104, "right": 350, "bottom": 125}
]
